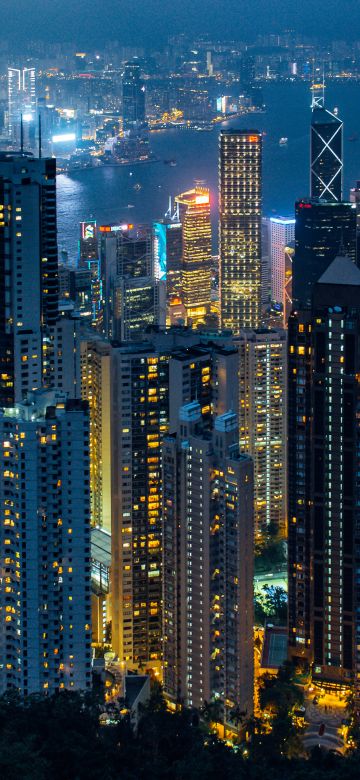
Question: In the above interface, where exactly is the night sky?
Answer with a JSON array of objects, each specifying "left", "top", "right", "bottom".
[{"left": 6, "top": 0, "right": 360, "bottom": 47}]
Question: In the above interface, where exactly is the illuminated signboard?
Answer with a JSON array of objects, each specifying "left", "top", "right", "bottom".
[
  {"left": 80, "top": 220, "right": 96, "bottom": 240},
  {"left": 248, "top": 135, "right": 259, "bottom": 142},
  {"left": 153, "top": 222, "right": 167, "bottom": 281},
  {"left": 99, "top": 224, "right": 133, "bottom": 233},
  {"left": 52, "top": 132, "right": 76, "bottom": 143},
  {"left": 195, "top": 195, "right": 210, "bottom": 205}
]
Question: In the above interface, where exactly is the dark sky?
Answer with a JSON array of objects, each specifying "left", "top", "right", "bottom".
[{"left": 6, "top": 0, "right": 360, "bottom": 47}]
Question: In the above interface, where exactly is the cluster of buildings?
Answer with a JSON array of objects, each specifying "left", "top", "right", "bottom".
[{"left": 0, "top": 57, "right": 360, "bottom": 733}]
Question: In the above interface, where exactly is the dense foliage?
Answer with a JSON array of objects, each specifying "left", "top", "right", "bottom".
[{"left": 0, "top": 684, "right": 360, "bottom": 779}]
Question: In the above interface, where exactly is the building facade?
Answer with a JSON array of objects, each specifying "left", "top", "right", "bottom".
[
  {"left": 237, "top": 328, "right": 287, "bottom": 537},
  {"left": 0, "top": 153, "right": 58, "bottom": 407},
  {"left": 270, "top": 216, "right": 295, "bottom": 306},
  {"left": 162, "top": 403, "right": 254, "bottom": 726},
  {"left": 0, "top": 391, "right": 91, "bottom": 695},
  {"left": 293, "top": 199, "right": 357, "bottom": 308},
  {"left": 310, "top": 105, "right": 343, "bottom": 203},
  {"left": 175, "top": 186, "right": 212, "bottom": 325},
  {"left": 219, "top": 130, "right": 262, "bottom": 332},
  {"left": 288, "top": 256, "right": 360, "bottom": 691}
]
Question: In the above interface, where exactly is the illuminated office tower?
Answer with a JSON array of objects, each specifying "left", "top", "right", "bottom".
[
  {"left": 162, "top": 403, "right": 254, "bottom": 725},
  {"left": 78, "top": 221, "right": 102, "bottom": 331},
  {"left": 175, "top": 186, "right": 212, "bottom": 325},
  {"left": 219, "top": 130, "right": 262, "bottom": 332},
  {"left": 80, "top": 340, "right": 112, "bottom": 532},
  {"left": 122, "top": 61, "right": 146, "bottom": 130},
  {"left": 310, "top": 87, "right": 343, "bottom": 202},
  {"left": 8, "top": 66, "right": 36, "bottom": 142},
  {"left": 237, "top": 328, "right": 287, "bottom": 537},
  {"left": 0, "top": 152, "right": 58, "bottom": 407},
  {"left": 0, "top": 390, "right": 91, "bottom": 695},
  {"left": 152, "top": 216, "right": 183, "bottom": 318},
  {"left": 100, "top": 224, "right": 165, "bottom": 340},
  {"left": 270, "top": 216, "right": 295, "bottom": 306},
  {"left": 293, "top": 199, "right": 357, "bottom": 308},
  {"left": 288, "top": 256, "right": 360, "bottom": 690}
]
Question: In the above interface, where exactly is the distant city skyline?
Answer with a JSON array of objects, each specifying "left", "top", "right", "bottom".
[{"left": 5, "top": 0, "right": 360, "bottom": 48}]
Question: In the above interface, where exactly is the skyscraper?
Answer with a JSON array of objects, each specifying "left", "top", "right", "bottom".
[
  {"left": 8, "top": 67, "right": 36, "bottom": 142},
  {"left": 107, "top": 332, "right": 239, "bottom": 674},
  {"left": 175, "top": 185, "right": 212, "bottom": 325},
  {"left": 293, "top": 199, "right": 357, "bottom": 309},
  {"left": 0, "top": 152, "right": 59, "bottom": 407},
  {"left": 0, "top": 390, "right": 91, "bottom": 695},
  {"left": 237, "top": 328, "right": 287, "bottom": 537},
  {"left": 79, "top": 221, "right": 102, "bottom": 331},
  {"left": 270, "top": 216, "right": 295, "bottom": 306},
  {"left": 122, "top": 61, "right": 146, "bottom": 131},
  {"left": 162, "top": 403, "right": 254, "bottom": 725},
  {"left": 310, "top": 92, "right": 343, "bottom": 203},
  {"left": 288, "top": 255, "right": 360, "bottom": 689},
  {"left": 219, "top": 130, "right": 262, "bottom": 332},
  {"left": 152, "top": 217, "right": 183, "bottom": 319},
  {"left": 111, "top": 343, "right": 169, "bottom": 672},
  {"left": 81, "top": 340, "right": 112, "bottom": 532}
]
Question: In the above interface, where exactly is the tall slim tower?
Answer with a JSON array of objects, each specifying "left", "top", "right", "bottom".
[
  {"left": 310, "top": 84, "right": 343, "bottom": 202},
  {"left": 270, "top": 216, "right": 295, "bottom": 306},
  {"left": 175, "top": 185, "right": 212, "bottom": 325},
  {"left": 219, "top": 130, "right": 262, "bottom": 332},
  {"left": 0, "top": 152, "right": 59, "bottom": 407},
  {"left": 122, "top": 61, "right": 146, "bottom": 131},
  {"left": 8, "top": 67, "right": 36, "bottom": 134}
]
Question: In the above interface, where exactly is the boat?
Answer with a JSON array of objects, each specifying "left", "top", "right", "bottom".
[
  {"left": 279, "top": 137, "right": 288, "bottom": 146},
  {"left": 127, "top": 204, "right": 135, "bottom": 209},
  {"left": 164, "top": 159, "right": 177, "bottom": 166},
  {"left": 133, "top": 183, "right": 142, "bottom": 191}
]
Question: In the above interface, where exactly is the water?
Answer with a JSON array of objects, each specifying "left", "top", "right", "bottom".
[{"left": 57, "top": 81, "right": 360, "bottom": 260}]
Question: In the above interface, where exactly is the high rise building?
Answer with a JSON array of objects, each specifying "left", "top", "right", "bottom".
[
  {"left": 162, "top": 403, "right": 254, "bottom": 725},
  {"left": 175, "top": 185, "right": 212, "bottom": 325},
  {"left": 310, "top": 92, "right": 343, "bottom": 203},
  {"left": 100, "top": 224, "right": 165, "bottom": 340},
  {"left": 0, "top": 390, "right": 91, "bottom": 695},
  {"left": 111, "top": 343, "right": 169, "bottom": 672},
  {"left": 152, "top": 217, "right": 183, "bottom": 318},
  {"left": 8, "top": 67, "right": 36, "bottom": 143},
  {"left": 288, "top": 255, "right": 360, "bottom": 690},
  {"left": 81, "top": 340, "right": 112, "bottom": 533},
  {"left": 0, "top": 153, "right": 58, "bottom": 407},
  {"left": 219, "top": 130, "right": 262, "bottom": 332},
  {"left": 270, "top": 217, "right": 295, "bottom": 306},
  {"left": 293, "top": 199, "right": 357, "bottom": 309},
  {"left": 79, "top": 221, "right": 102, "bottom": 331},
  {"left": 106, "top": 332, "right": 239, "bottom": 673},
  {"left": 236, "top": 328, "right": 287, "bottom": 537},
  {"left": 122, "top": 61, "right": 146, "bottom": 131}
]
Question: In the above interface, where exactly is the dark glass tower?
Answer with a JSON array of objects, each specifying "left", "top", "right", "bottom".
[
  {"left": 293, "top": 199, "right": 357, "bottom": 308},
  {"left": 288, "top": 255, "right": 360, "bottom": 689},
  {"left": 122, "top": 61, "right": 145, "bottom": 131},
  {"left": 311, "top": 106, "right": 343, "bottom": 202}
]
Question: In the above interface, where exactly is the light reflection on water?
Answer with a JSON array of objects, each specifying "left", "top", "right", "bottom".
[{"left": 56, "top": 81, "right": 360, "bottom": 260}]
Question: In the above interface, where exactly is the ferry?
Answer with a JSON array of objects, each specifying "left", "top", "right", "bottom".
[{"left": 279, "top": 137, "right": 288, "bottom": 146}]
